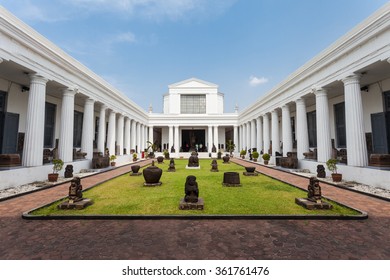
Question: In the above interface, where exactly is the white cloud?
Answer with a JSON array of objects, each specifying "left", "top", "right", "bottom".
[
  {"left": 249, "top": 76, "right": 268, "bottom": 87},
  {"left": 115, "top": 32, "right": 136, "bottom": 44}
]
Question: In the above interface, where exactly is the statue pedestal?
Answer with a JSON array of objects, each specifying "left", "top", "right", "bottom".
[
  {"left": 58, "top": 198, "right": 93, "bottom": 210},
  {"left": 130, "top": 172, "right": 142, "bottom": 176},
  {"left": 243, "top": 172, "right": 258, "bottom": 176},
  {"left": 143, "top": 182, "right": 162, "bottom": 187},
  {"left": 186, "top": 165, "right": 201, "bottom": 170},
  {"left": 179, "top": 198, "right": 204, "bottom": 210},
  {"left": 295, "top": 198, "right": 333, "bottom": 210}
]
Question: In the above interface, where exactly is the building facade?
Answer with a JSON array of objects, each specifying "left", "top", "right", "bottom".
[{"left": 0, "top": 4, "right": 389, "bottom": 190}]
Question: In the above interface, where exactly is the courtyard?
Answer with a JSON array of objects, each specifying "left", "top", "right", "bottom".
[{"left": 0, "top": 158, "right": 389, "bottom": 260}]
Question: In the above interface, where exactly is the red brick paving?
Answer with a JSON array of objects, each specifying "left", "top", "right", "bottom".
[{"left": 0, "top": 158, "right": 389, "bottom": 260}]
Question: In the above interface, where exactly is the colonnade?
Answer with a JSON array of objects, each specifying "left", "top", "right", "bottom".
[
  {"left": 237, "top": 74, "right": 368, "bottom": 167},
  {"left": 22, "top": 74, "right": 149, "bottom": 167}
]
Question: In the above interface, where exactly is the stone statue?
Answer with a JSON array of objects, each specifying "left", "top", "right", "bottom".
[
  {"left": 68, "top": 177, "right": 83, "bottom": 203},
  {"left": 210, "top": 159, "right": 218, "bottom": 172},
  {"left": 317, "top": 164, "right": 326, "bottom": 178},
  {"left": 211, "top": 144, "right": 217, "bottom": 153},
  {"left": 307, "top": 177, "right": 322, "bottom": 203},
  {"left": 188, "top": 151, "right": 199, "bottom": 167},
  {"left": 64, "top": 164, "right": 73, "bottom": 178},
  {"left": 168, "top": 158, "right": 176, "bottom": 172},
  {"left": 170, "top": 145, "right": 175, "bottom": 153},
  {"left": 184, "top": 175, "right": 199, "bottom": 203}
]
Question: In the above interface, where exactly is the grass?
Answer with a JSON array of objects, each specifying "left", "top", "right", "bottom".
[{"left": 30, "top": 159, "right": 360, "bottom": 216}]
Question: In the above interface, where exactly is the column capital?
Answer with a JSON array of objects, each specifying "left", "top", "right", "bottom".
[
  {"left": 313, "top": 87, "right": 328, "bottom": 97},
  {"left": 85, "top": 98, "right": 95, "bottom": 105},
  {"left": 295, "top": 97, "right": 305, "bottom": 105},
  {"left": 281, "top": 104, "right": 290, "bottom": 111},
  {"left": 100, "top": 104, "right": 108, "bottom": 110},
  {"left": 0, "top": 57, "right": 4, "bottom": 64},
  {"left": 62, "top": 88, "right": 76, "bottom": 97},
  {"left": 29, "top": 74, "right": 49, "bottom": 85},
  {"left": 342, "top": 74, "right": 361, "bottom": 86},
  {"left": 387, "top": 57, "right": 390, "bottom": 64}
]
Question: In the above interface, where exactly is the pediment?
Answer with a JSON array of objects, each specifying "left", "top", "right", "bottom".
[{"left": 169, "top": 77, "right": 218, "bottom": 89}]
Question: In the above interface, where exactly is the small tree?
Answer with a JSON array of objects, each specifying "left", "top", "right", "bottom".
[
  {"left": 252, "top": 151, "right": 259, "bottom": 160},
  {"left": 226, "top": 140, "right": 236, "bottom": 156},
  {"left": 262, "top": 153, "right": 270, "bottom": 161},
  {"left": 52, "top": 159, "right": 64, "bottom": 174},
  {"left": 326, "top": 159, "right": 338, "bottom": 174}
]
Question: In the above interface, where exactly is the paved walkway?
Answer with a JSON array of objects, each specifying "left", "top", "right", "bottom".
[{"left": 0, "top": 158, "right": 389, "bottom": 260}]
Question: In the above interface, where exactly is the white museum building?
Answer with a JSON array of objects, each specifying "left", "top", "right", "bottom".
[{"left": 0, "top": 4, "right": 390, "bottom": 190}]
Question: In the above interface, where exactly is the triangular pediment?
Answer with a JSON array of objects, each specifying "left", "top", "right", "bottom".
[{"left": 169, "top": 77, "right": 218, "bottom": 89}]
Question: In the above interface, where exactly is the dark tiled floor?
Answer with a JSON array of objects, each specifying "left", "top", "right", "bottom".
[{"left": 0, "top": 158, "right": 389, "bottom": 260}]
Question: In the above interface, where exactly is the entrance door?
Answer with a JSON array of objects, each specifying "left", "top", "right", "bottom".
[
  {"left": 1, "top": 112, "right": 19, "bottom": 154},
  {"left": 0, "top": 91, "right": 7, "bottom": 153},
  {"left": 181, "top": 129, "right": 206, "bottom": 152},
  {"left": 371, "top": 112, "right": 389, "bottom": 154}
]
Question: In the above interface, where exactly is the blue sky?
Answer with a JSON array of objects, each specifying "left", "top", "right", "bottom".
[{"left": 1, "top": 0, "right": 388, "bottom": 113}]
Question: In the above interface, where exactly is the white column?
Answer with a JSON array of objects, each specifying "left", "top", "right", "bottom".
[
  {"left": 342, "top": 74, "right": 368, "bottom": 166},
  {"left": 282, "top": 104, "right": 293, "bottom": 156},
  {"left": 256, "top": 117, "right": 263, "bottom": 153},
  {"left": 239, "top": 125, "right": 243, "bottom": 151},
  {"left": 116, "top": 114, "right": 124, "bottom": 155},
  {"left": 81, "top": 98, "right": 95, "bottom": 160},
  {"left": 208, "top": 125, "right": 213, "bottom": 153},
  {"left": 136, "top": 122, "right": 141, "bottom": 153},
  {"left": 263, "top": 113, "right": 270, "bottom": 154},
  {"left": 315, "top": 88, "right": 332, "bottom": 162},
  {"left": 296, "top": 98, "right": 310, "bottom": 160},
  {"left": 58, "top": 88, "right": 76, "bottom": 163},
  {"left": 22, "top": 74, "right": 48, "bottom": 167},
  {"left": 246, "top": 122, "right": 251, "bottom": 149},
  {"left": 250, "top": 119, "right": 256, "bottom": 150},
  {"left": 124, "top": 117, "right": 131, "bottom": 154},
  {"left": 271, "top": 109, "right": 280, "bottom": 155},
  {"left": 140, "top": 124, "right": 145, "bottom": 152},
  {"left": 149, "top": 126, "right": 154, "bottom": 145},
  {"left": 131, "top": 120, "right": 136, "bottom": 151},
  {"left": 233, "top": 125, "right": 239, "bottom": 153},
  {"left": 168, "top": 125, "right": 174, "bottom": 151},
  {"left": 174, "top": 126, "right": 179, "bottom": 154},
  {"left": 213, "top": 125, "right": 219, "bottom": 151},
  {"left": 242, "top": 123, "right": 248, "bottom": 150},
  {"left": 107, "top": 111, "right": 116, "bottom": 156},
  {"left": 97, "top": 104, "right": 107, "bottom": 154}
]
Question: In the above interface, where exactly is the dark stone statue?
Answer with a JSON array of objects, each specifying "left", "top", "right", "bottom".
[
  {"left": 211, "top": 144, "right": 217, "bottom": 153},
  {"left": 170, "top": 145, "right": 175, "bottom": 153},
  {"left": 317, "top": 164, "right": 326, "bottom": 178},
  {"left": 248, "top": 149, "right": 253, "bottom": 161},
  {"left": 307, "top": 177, "right": 322, "bottom": 203},
  {"left": 188, "top": 151, "right": 199, "bottom": 167},
  {"left": 168, "top": 158, "right": 176, "bottom": 172},
  {"left": 210, "top": 159, "right": 218, "bottom": 172},
  {"left": 68, "top": 177, "right": 83, "bottom": 203},
  {"left": 184, "top": 175, "right": 199, "bottom": 203},
  {"left": 64, "top": 164, "right": 73, "bottom": 178},
  {"left": 143, "top": 161, "right": 163, "bottom": 185}
]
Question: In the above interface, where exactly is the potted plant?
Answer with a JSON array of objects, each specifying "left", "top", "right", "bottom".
[
  {"left": 262, "top": 153, "right": 270, "bottom": 165},
  {"left": 146, "top": 141, "right": 157, "bottom": 158},
  {"left": 240, "top": 149, "right": 247, "bottom": 159},
  {"left": 252, "top": 151, "right": 259, "bottom": 162},
  {"left": 110, "top": 155, "right": 117, "bottom": 166},
  {"left": 326, "top": 158, "right": 342, "bottom": 182},
  {"left": 132, "top": 153, "right": 138, "bottom": 162},
  {"left": 48, "top": 159, "right": 64, "bottom": 182},
  {"left": 226, "top": 140, "right": 235, "bottom": 157},
  {"left": 163, "top": 150, "right": 170, "bottom": 159}
]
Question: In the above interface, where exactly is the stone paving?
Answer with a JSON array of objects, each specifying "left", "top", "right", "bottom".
[{"left": 0, "top": 158, "right": 389, "bottom": 260}]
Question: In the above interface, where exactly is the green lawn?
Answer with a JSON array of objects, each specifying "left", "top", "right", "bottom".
[{"left": 31, "top": 159, "right": 360, "bottom": 216}]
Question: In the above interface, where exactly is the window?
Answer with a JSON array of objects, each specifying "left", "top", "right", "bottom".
[
  {"left": 384, "top": 91, "right": 390, "bottom": 112},
  {"left": 44, "top": 102, "right": 56, "bottom": 148},
  {"left": 307, "top": 111, "right": 317, "bottom": 147},
  {"left": 94, "top": 117, "right": 99, "bottom": 148},
  {"left": 334, "top": 102, "right": 346, "bottom": 148},
  {"left": 180, "top": 94, "right": 206, "bottom": 114},
  {"left": 73, "top": 111, "right": 83, "bottom": 147}
]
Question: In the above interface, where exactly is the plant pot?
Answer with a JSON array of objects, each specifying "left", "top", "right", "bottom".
[
  {"left": 143, "top": 164, "right": 163, "bottom": 184},
  {"left": 241, "top": 155, "right": 245, "bottom": 159},
  {"left": 110, "top": 162, "right": 116, "bottom": 167},
  {"left": 48, "top": 173, "right": 59, "bottom": 182},
  {"left": 263, "top": 160, "right": 269, "bottom": 165},
  {"left": 133, "top": 158, "right": 137, "bottom": 162},
  {"left": 131, "top": 165, "right": 140, "bottom": 173},
  {"left": 245, "top": 167, "right": 256, "bottom": 173},
  {"left": 331, "top": 173, "right": 342, "bottom": 182},
  {"left": 253, "top": 158, "right": 258, "bottom": 162}
]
